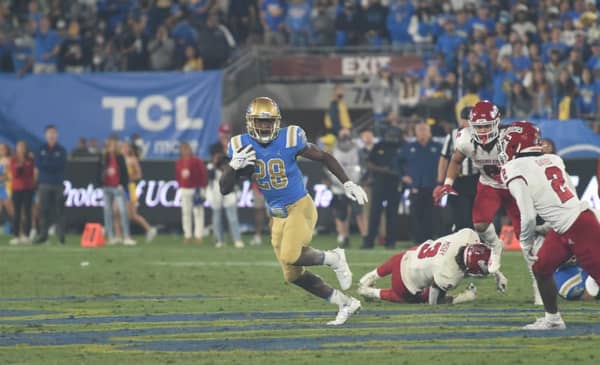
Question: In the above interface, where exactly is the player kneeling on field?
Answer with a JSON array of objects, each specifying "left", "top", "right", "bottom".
[{"left": 358, "top": 228, "right": 508, "bottom": 305}]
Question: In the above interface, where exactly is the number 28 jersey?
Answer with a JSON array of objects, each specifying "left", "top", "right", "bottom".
[
  {"left": 401, "top": 228, "right": 480, "bottom": 294},
  {"left": 501, "top": 154, "right": 588, "bottom": 234},
  {"left": 227, "top": 125, "right": 309, "bottom": 211}
]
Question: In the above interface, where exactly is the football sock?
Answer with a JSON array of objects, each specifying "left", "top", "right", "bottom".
[
  {"left": 479, "top": 224, "right": 504, "bottom": 248},
  {"left": 545, "top": 312, "right": 562, "bottom": 322},
  {"left": 323, "top": 250, "right": 339, "bottom": 266},
  {"left": 379, "top": 289, "right": 401, "bottom": 302},
  {"left": 376, "top": 253, "right": 403, "bottom": 277},
  {"left": 328, "top": 289, "right": 351, "bottom": 306}
]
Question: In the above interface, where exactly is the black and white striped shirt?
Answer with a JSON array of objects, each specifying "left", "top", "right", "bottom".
[{"left": 441, "top": 128, "right": 479, "bottom": 177}]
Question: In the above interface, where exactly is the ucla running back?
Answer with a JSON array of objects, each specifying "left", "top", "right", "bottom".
[{"left": 220, "top": 97, "right": 368, "bottom": 326}]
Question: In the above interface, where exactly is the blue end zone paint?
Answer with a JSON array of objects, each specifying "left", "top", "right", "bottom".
[
  {"left": 0, "top": 310, "right": 54, "bottom": 317},
  {"left": 1, "top": 308, "right": 599, "bottom": 326},
  {"left": 123, "top": 324, "right": 600, "bottom": 352},
  {"left": 0, "top": 294, "right": 214, "bottom": 303}
]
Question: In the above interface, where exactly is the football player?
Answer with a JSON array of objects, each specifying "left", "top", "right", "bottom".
[
  {"left": 219, "top": 97, "right": 368, "bottom": 326},
  {"left": 554, "top": 259, "right": 600, "bottom": 301},
  {"left": 432, "top": 100, "right": 542, "bottom": 304},
  {"left": 499, "top": 121, "right": 600, "bottom": 329},
  {"left": 358, "top": 228, "right": 508, "bottom": 304}
]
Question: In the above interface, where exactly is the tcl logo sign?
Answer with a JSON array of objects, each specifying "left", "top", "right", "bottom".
[
  {"left": 101, "top": 95, "right": 203, "bottom": 132},
  {"left": 341, "top": 56, "right": 390, "bottom": 76}
]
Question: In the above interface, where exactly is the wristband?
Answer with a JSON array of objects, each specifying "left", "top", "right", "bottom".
[{"left": 444, "top": 178, "right": 454, "bottom": 186}]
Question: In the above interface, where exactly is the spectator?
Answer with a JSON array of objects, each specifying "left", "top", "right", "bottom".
[
  {"left": 491, "top": 56, "right": 517, "bottom": 112},
  {"left": 228, "top": 0, "right": 258, "bottom": 45},
  {"left": 206, "top": 153, "right": 244, "bottom": 248},
  {"left": 117, "top": 142, "right": 157, "bottom": 243},
  {"left": 577, "top": 67, "right": 596, "bottom": 119},
  {"left": 120, "top": 15, "right": 149, "bottom": 71},
  {"left": 529, "top": 71, "right": 554, "bottom": 118},
  {"left": 58, "top": 20, "right": 88, "bottom": 73},
  {"left": 556, "top": 69, "right": 578, "bottom": 119},
  {"left": 148, "top": 25, "right": 175, "bottom": 71},
  {"left": 362, "top": 0, "right": 388, "bottom": 47},
  {"left": 398, "top": 69, "right": 420, "bottom": 116},
  {"left": 387, "top": 0, "right": 414, "bottom": 46},
  {"left": 311, "top": 0, "right": 335, "bottom": 46},
  {"left": 545, "top": 49, "right": 565, "bottom": 85},
  {"left": 197, "top": 13, "right": 235, "bottom": 70},
  {"left": 33, "top": 125, "right": 67, "bottom": 245},
  {"left": 185, "top": 0, "right": 213, "bottom": 27},
  {"left": 11, "top": 19, "right": 36, "bottom": 77},
  {"left": 0, "top": 144, "right": 14, "bottom": 234},
  {"left": 71, "top": 137, "right": 91, "bottom": 158},
  {"left": 328, "top": 128, "right": 367, "bottom": 248},
  {"left": 321, "top": 84, "right": 352, "bottom": 150},
  {"left": 542, "top": 26, "right": 568, "bottom": 63},
  {"left": 511, "top": 4, "right": 535, "bottom": 40},
  {"left": 508, "top": 81, "right": 532, "bottom": 119},
  {"left": 369, "top": 65, "right": 399, "bottom": 132},
  {"left": 88, "top": 138, "right": 100, "bottom": 155},
  {"left": 33, "top": 16, "right": 61, "bottom": 73},
  {"left": 586, "top": 40, "right": 600, "bottom": 71},
  {"left": 9, "top": 141, "right": 35, "bottom": 245},
  {"left": 361, "top": 126, "right": 403, "bottom": 249},
  {"left": 435, "top": 19, "right": 464, "bottom": 70},
  {"left": 182, "top": 45, "right": 203, "bottom": 71},
  {"left": 437, "top": 107, "right": 479, "bottom": 233},
  {"left": 97, "top": 138, "right": 135, "bottom": 245},
  {"left": 260, "top": 0, "right": 287, "bottom": 46},
  {"left": 209, "top": 124, "right": 232, "bottom": 159},
  {"left": 175, "top": 142, "right": 208, "bottom": 244},
  {"left": 402, "top": 122, "right": 441, "bottom": 243},
  {"left": 335, "top": 0, "right": 362, "bottom": 47},
  {"left": 285, "top": 0, "right": 312, "bottom": 47}
]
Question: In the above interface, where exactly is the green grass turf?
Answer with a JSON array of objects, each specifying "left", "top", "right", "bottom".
[{"left": 0, "top": 233, "right": 599, "bottom": 365}]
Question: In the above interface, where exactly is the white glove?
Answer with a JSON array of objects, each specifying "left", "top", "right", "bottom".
[
  {"left": 494, "top": 271, "right": 508, "bottom": 293},
  {"left": 229, "top": 145, "right": 256, "bottom": 170},
  {"left": 343, "top": 181, "right": 368, "bottom": 205}
]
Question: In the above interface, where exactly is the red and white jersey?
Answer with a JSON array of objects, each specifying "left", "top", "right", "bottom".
[
  {"left": 401, "top": 228, "right": 480, "bottom": 294},
  {"left": 501, "top": 154, "right": 589, "bottom": 234},
  {"left": 455, "top": 127, "right": 504, "bottom": 189}
]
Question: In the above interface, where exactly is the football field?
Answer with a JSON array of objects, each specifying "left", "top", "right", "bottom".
[{"left": 1, "top": 234, "right": 599, "bottom": 365}]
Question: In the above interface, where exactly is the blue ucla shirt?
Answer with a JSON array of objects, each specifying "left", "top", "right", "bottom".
[{"left": 228, "top": 125, "right": 309, "bottom": 214}]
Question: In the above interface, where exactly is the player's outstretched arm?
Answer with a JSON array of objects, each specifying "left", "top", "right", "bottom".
[
  {"left": 433, "top": 150, "right": 465, "bottom": 203},
  {"left": 299, "top": 143, "right": 368, "bottom": 204}
]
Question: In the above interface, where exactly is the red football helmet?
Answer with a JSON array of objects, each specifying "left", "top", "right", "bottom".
[
  {"left": 469, "top": 100, "right": 501, "bottom": 145},
  {"left": 463, "top": 244, "right": 491, "bottom": 276},
  {"left": 498, "top": 121, "right": 542, "bottom": 165}
]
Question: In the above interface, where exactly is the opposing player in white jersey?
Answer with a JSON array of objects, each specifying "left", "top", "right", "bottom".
[
  {"left": 358, "top": 228, "right": 508, "bottom": 305},
  {"left": 433, "top": 100, "right": 542, "bottom": 304},
  {"left": 499, "top": 121, "right": 600, "bottom": 330}
]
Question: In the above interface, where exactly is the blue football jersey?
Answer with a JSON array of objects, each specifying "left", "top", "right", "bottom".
[
  {"left": 554, "top": 264, "right": 589, "bottom": 300},
  {"left": 228, "top": 125, "right": 309, "bottom": 216}
]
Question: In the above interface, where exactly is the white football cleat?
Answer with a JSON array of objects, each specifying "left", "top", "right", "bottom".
[
  {"left": 234, "top": 240, "right": 245, "bottom": 248},
  {"left": 330, "top": 248, "right": 352, "bottom": 290},
  {"left": 327, "top": 297, "right": 361, "bottom": 326},
  {"left": 146, "top": 227, "right": 158, "bottom": 243},
  {"left": 522, "top": 317, "right": 566, "bottom": 330},
  {"left": 358, "top": 269, "right": 379, "bottom": 288},
  {"left": 357, "top": 286, "right": 380, "bottom": 300}
]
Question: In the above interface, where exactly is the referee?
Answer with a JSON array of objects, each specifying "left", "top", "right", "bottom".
[{"left": 436, "top": 107, "right": 479, "bottom": 232}]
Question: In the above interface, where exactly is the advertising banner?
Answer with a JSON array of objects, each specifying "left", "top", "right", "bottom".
[{"left": 0, "top": 71, "right": 222, "bottom": 159}]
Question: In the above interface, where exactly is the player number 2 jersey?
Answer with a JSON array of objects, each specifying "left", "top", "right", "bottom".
[
  {"left": 455, "top": 127, "right": 504, "bottom": 189},
  {"left": 228, "top": 125, "right": 309, "bottom": 214},
  {"left": 400, "top": 228, "right": 479, "bottom": 294},
  {"left": 501, "top": 154, "right": 588, "bottom": 234}
]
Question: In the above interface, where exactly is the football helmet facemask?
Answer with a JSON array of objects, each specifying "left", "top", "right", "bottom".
[{"left": 246, "top": 97, "right": 282, "bottom": 144}]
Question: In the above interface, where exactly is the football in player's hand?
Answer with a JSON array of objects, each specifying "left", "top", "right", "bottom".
[{"left": 238, "top": 164, "right": 255, "bottom": 177}]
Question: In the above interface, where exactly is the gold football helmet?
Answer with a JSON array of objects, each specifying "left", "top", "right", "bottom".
[{"left": 245, "top": 97, "right": 281, "bottom": 144}]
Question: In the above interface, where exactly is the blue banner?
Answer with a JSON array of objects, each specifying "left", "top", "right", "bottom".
[{"left": 0, "top": 71, "right": 222, "bottom": 159}]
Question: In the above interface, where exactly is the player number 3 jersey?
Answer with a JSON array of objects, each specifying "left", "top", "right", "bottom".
[
  {"left": 401, "top": 228, "right": 480, "bottom": 294},
  {"left": 228, "top": 125, "right": 309, "bottom": 216}
]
